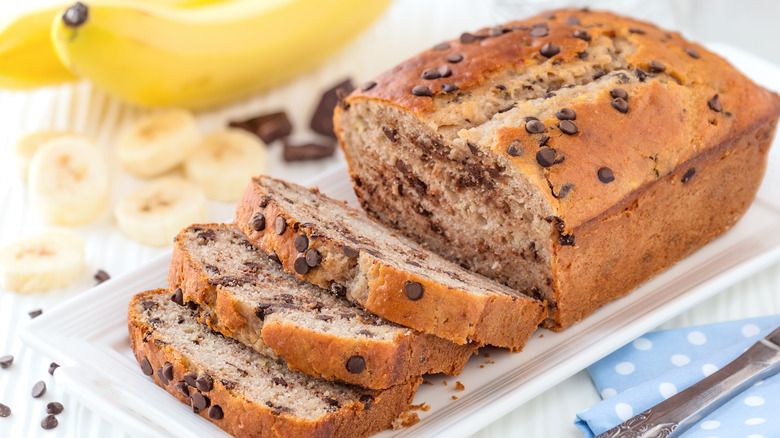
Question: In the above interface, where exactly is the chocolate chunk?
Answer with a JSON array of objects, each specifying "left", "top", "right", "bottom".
[
  {"left": 46, "top": 402, "right": 64, "bottom": 415},
  {"left": 382, "top": 127, "right": 397, "bottom": 142},
  {"left": 305, "top": 249, "right": 322, "bottom": 267},
  {"left": 565, "top": 15, "right": 581, "bottom": 26},
  {"left": 611, "top": 97, "right": 629, "bottom": 113},
  {"left": 361, "top": 81, "right": 377, "bottom": 92},
  {"left": 258, "top": 195, "right": 272, "bottom": 208},
  {"left": 331, "top": 283, "right": 347, "bottom": 297},
  {"left": 433, "top": 42, "right": 450, "bottom": 51},
  {"left": 421, "top": 68, "right": 440, "bottom": 80},
  {"left": 293, "top": 234, "right": 309, "bottom": 252},
  {"left": 540, "top": 42, "right": 560, "bottom": 58},
  {"left": 708, "top": 94, "right": 722, "bottom": 112},
  {"left": 191, "top": 392, "right": 210, "bottom": 411},
  {"left": 268, "top": 251, "right": 281, "bottom": 264},
  {"left": 442, "top": 83, "right": 459, "bottom": 93},
  {"left": 573, "top": 29, "right": 591, "bottom": 41},
  {"left": 649, "top": 60, "right": 666, "bottom": 73},
  {"left": 174, "top": 381, "right": 190, "bottom": 398},
  {"left": 274, "top": 216, "right": 287, "bottom": 235},
  {"left": 536, "top": 148, "right": 557, "bottom": 167},
  {"left": 556, "top": 183, "right": 573, "bottom": 199},
  {"left": 507, "top": 140, "right": 523, "bottom": 157},
  {"left": 32, "top": 381, "right": 46, "bottom": 398},
  {"left": 183, "top": 372, "right": 198, "bottom": 387},
  {"left": 0, "top": 403, "right": 10, "bottom": 417},
  {"left": 41, "top": 414, "right": 58, "bottom": 430},
  {"left": 686, "top": 48, "right": 700, "bottom": 59},
  {"left": 556, "top": 108, "right": 576, "bottom": 120},
  {"left": 558, "top": 120, "right": 578, "bottom": 135},
  {"left": 525, "top": 119, "right": 545, "bottom": 134},
  {"left": 196, "top": 373, "right": 213, "bottom": 392},
  {"left": 0, "top": 355, "right": 13, "bottom": 368},
  {"left": 271, "top": 377, "right": 288, "bottom": 387},
  {"left": 598, "top": 167, "right": 615, "bottom": 183},
  {"left": 162, "top": 362, "right": 174, "bottom": 382},
  {"left": 529, "top": 26, "right": 548, "bottom": 38},
  {"left": 411, "top": 85, "right": 433, "bottom": 97},
  {"left": 437, "top": 65, "right": 452, "bottom": 78},
  {"left": 171, "top": 288, "right": 184, "bottom": 306},
  {"left": 94, "top": 269, "right": 111, "bottom": 284},
  {"left": 446, "top": 53, "right": 463, "bottom": 63},
  {"left": 208, "top": 405, "right": 224, "bottom": 420},
  {"left": 346, "top": 355, "right": 366, "bottom": 374},
  {"left": 404, "top": 281, "right": 424, "bottom": 301},
  {"left": 682, "top": 168, "right": 696, "bottom": 183},
  {"left": 251, "top": 213, "right": 266, "bottom": 231},
  {"left": 294, "top": 256, "right": 311, "bottom": 275},
  {"left": 316, "top": 314, "right": 333, "bottom": 322},
  {"left": 282, "top": 138, "right": 337, "bottom": 162},
  {"left": 28, "top": 308, "right": 43, "bottom": 319},
  {"left": 229, "top": 111, "right": 293, "bottom": 144},
  {"left": 342, "top": 246, "right": 359, "bottom": 258},
  {"left": 460, "top": 32, "right": 477, "bottom": 43},
  {"left": 310, "top": 79, "right": 354, "bottom": 138},
  {"left": 48, "top": 362, "right": 59, "bottom": 376},
  {"left": 140, "top": 358, "right": 153, "bottom": 376}
]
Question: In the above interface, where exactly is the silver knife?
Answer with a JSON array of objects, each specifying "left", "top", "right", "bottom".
[{"left": 596, "top": 324, "right": 780, "bottom": 438}]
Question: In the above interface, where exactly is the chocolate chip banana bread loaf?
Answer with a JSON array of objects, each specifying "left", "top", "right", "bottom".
[
  {"left": 169, "top": 224, "right": 474, "bottom": 389},
  {"left": 334, "top": 8, "right": 780, "bottom": 330},
  {"left": 235, "top": 175, "right": 547, "bottom": 350},
  {"left": 129, "top": 289, "right": 420, "bottom": 438}
]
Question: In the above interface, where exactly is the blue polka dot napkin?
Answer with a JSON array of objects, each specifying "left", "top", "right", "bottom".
[{"left": 575, "top": 315, "right": 780, "bottom": 438}]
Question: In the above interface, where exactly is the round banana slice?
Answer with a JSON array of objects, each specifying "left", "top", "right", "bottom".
[
  {"left": 184, "top": 128, "right": 267, "bottom": 202},
  {"left": 28, "top": 137, "right": 110, "bottom": 226},
  {"left": 0, "top": 229, "right": 85, "bottom": 293},
  {"left": 115, "top": 177, "right": 206, "bottom": 247},
  {"left": 116, "top": 109, "right": 201, "bottom": 178},
  {"left": 14, "top": 131, "right": 92, "bottom": 182}
]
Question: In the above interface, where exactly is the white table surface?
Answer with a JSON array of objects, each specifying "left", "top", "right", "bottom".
[{"left": 1, "top": 1, "right": 780, "bottom": 437}]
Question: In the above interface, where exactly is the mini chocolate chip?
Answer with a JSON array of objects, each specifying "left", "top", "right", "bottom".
[
  {"left": 0, "top": 355, "right": 13, "bottom": 368},
  {"left": 682, "top": 168, "right": 696, "bottom": 183},
  {"left": 0, "top": 403, "right": 10, "bottom": 417},
  {"left": 525, "top": 119, "right": 545, "bottom": 134},
  {"left": 540, "top": 42, "right": 560, "bottom": 58},
  {"left": 46, "top": 402, "right": 64, "bottom": 415},
  {"left": 32, "top": 381, "right": 46, "bottom": 398},
  {"left": 536, "top": 148, "right": 557, "bottom": 167},
  {"left": 268, "top": 251, "right": 281, "bottom": 264},
  {"left": 612, "top": 98, "right": 629, "bottom": 113},
  {"left": 208, "top": 405, "right": 223, "bottom": 420},
  {"left": 649, "top": 60, "right": 666, "bottom": 73},
  {"left": 331, "top": 283, "right": 347, "bottom": 297},
  {"left": 437, "top": 65, "right": 452, "bottom": 78},
  {"left": 598, "top": 167, "right": 615, "bottom": 183},
  {"left": 28, "top": 309, "right": 42, "bottom": 319},
  {"left": 293, "top": 234, "right": 309, "bottom": 252},
  {"left": 446, "top": 53, "right": 463, "bottom": 63},
  {"left": 274, "top": 216, "right": 287, "bottom": 234},
  {"left": 411, "top": 85, "right": 433, "bottom": 97},
  {"left": 48, "top": 362, "right": 59, "bottom": 375},
  {"left": 196, "top": 373, "right": 213, "bottom": 392},
  {"left": 404, "top": 281, "right": 424, "bottom": 301},
  {"left": 420, "top": 68, "right": 441, "bottom": 80},
  {"left": 558, "top": 120, "right": 578, "bottom": 135},
  {"left": 529, "top": 26, "right": 548, "bottom": 37},
  {"left": 251, "top": 213, "right": 266, "bottom": 231},
  {"left": 460, "top": 32, "right": 477, "bottom": 43},
  {"left": 191, "top": 392, "right": 210, "bottom": 411},
  {"left": 686, "top": 48, "right": 700, "bottom": 59},
  {"left": 174, "top": 381, "right": 190, "bottom": 398},
  {"left": 183, "top": 372, "right": 198, "bottom": 387},
  {"left": 442, "top": 83, "right": 459, "bottom": 93},
  {"left": 171, "top": 288, "right": 184, "bottom": 306},
  {"left": 708, "top": 94, "right": 722, "bottom": 112},
  {"left": 556, "top": 108, "right": 576, "bottom": 120},
  {"left": 361, "top": 81, "right": 377, "bottom": 92},
  {"left": 507, "top": 140, "right": 523, "bottom": 157},
  {"left": 305, "top": 249, "right": 322, "bottom": 267},
  {"left": 610, "top": 88, "right": 628, "bottom": 100},
  {"left": 573, "top": 29, "right": 591, "bottom": 41},
  {"left": 346, "top": 356, "right": 366, "bottom": 374},
  {"left": 162, "top": 363, "right": 174, "bottom": 382},
  {"left": 140, "top": 358, "right": 153, "bottom": 376},
  {"left": 433, "top": 42, "right": 450, "bottom": 51},
  {"left": 565, "top": 15, "right": 581, "bottom": 25},
  {"left": 343, "top": 246, "right": 359, "bottom": 258},
  {"left": 41, "top": 414, "right": 58, "bottom": 430},
  {"left": 294, "top": 256, "right": 311, "bottom": 275},
  {"left": 94, "top": 269, "right": 110, "bottom": 284}
]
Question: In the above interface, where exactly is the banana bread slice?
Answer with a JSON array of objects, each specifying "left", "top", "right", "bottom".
[
  {"left": 169, "top": 224, "right": 474, "bottom": 389},
  {"left": 129, "top": 289, "right": 420, "bottom": 438},
  {"left": 234, "top": 175, "right": 547, "bottom": 350}
]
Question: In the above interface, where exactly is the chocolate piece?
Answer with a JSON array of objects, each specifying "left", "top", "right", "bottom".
[
  {"left": 293, "top": 234, "right": 309, "bottom": 252},
  {"left": 310, "top": 79, "right": 354, "bottom": 138},
  {"left": 628, "top": 27, "right": 646, "bottom": 34},
  {"left": 565, "top": 15, "right": 581, "bottom": 26},
  {"left": 162, "top": 362, "right": 174, "bottom": 382},
  {"left": 598, "top": 167, "right": 615, "bottom": 183},
  {"left": 46, "top": 402, "right": 64, "bottom": 415},
  {"left": 538, "top": 135, "right": 550, "bottom": 146},
  {"left": 507, "top": 140, "right": 522, "bottom": 157},
  {"left": 421, "top": 68, "right": 440, "bottom": 80},
  {"left": 446, "top": 53, "right": 463, "bottom": 63},
  {"left": 437, "top": 65, "right": 452, "bottom": 78},
  {"left": 274, "top": 216, "right": 287, "bottom": 235},
  {"left": 268, "top": 251, "right": 281, "bottom": 264},
  {"left": 708, "top": 94, "right": 722, "bottom": 112},
  {"left": 140, "top": 358, "right": 153, "bottom": 376},
  {"left": 573, "top": 29, "right": 591, "bottom": 41},
  {"left": 196, "top": 373, "right": 214, "bottom": 392},
  {"left": 305, "top": 249, "right": 322, "bottom": 267},
  {"left": 361, "top": 81, "right": 377, "bottom": 92},
  {"left": 316, "top": 314, "right": 333, "bottom": 322},
  {"left": 48, "top": 362, "right": 59, "bottom": 376},
  {"left": 28, "top": 309, "right": 43, "bottom": 319},
  {"left": 0, "top": 403, "right": 10, "bottom": 417},
  {"left": 686, "top": 48, "right": 700, "bottom": 59},
  {"left": 183, "top": 372, "right": 198, "bottom": 388},
  {"left": 0, "top": 355, "right": 13, "bottom": 368},
  {"left": 433, "top": 42, "right": 450, "bottom": 51},
  {"left": 556, "top": 108, "right": 576, "bottom": 120},
  {"left": 612, "top": 97, "right": 629, "bottom": 113},
  {"left": 411, "top": 85, "right": 433, "bottom": 97},
  {"left": 536, "top": 148, "right": 557, "bottom": 167},
  {"left": 529, "top": 25, "right": 548, "bottom": 37},
  {"left": 442, "top": 83, "right": 459, "bottom": 93},
  {"left": 331, "top": 283, "right": 347, "bottom": 297},
  {"left": 346, "top": 355, "right": 366, "bottom": 374},
  {"left": 556, "top": 183, "right": 573, "bottom": 199},
  {"left": 174, "top": 381, "right": 190, "bottom": 398},
  {"left": 41, "top": 414, "right": 58, "bottom": 430},
  {"left": 171, "top": 288, "right": 184, "bottom": 306},
  {"left": 31, "top": 381, "right": 46, "bottom": 398},
  {"left": 282, "top": 138, "right": 337, "bottom": 162},
  {"left": 229, "top": 111, "right": 293, "bottom": 144},
  {"left": 251, "top": 213, "right": 266, "bottom": 231},
  {"left": 558, "top": 120, "right": 578, "bottom": 135},
  {"left": 343, "top": 246, "right": 359, "bottom": 258},
  {"left": 258, "top": 196, "right": 272, "bottom": 208},
  {"left": 540, "top": 42, "right": 560, "bottom": 58},
  {"left": 191, "top": 392, "right": 210, "bottom": 411},
  {"left": 682, "top": 168, "right": 696, "bottom": 183},
  {"left": 382, "top": 127, "right": 397, "bottom": 142},
  {"left": 294, "top": 256, "right": 311, "bottom": 275},
  {"left": 649, "top": 60, "right": 666, "bottom": 73},
  {"left": 460, "top": 32, "right": 477, "bottom": 43},
  {"left": 610, "top": 88, "right": 628, "bottom": 100},
  {"left": 94, "top": 269, "right": 110, "bottom": 284},
  {"left": 208, "top": 405, "right": 224, "bottom": 420},
  {"left": 404, "top": 281, "right": 424, "bottom": 301},
  {"left": 525, "top": 119, "right": 545, "bottom": 134},
  {"left": 558, "top": 234, "right": 576, "bottom": 246}
]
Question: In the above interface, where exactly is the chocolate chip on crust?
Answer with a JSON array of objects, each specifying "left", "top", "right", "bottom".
[
  {"left": 681, "top": 168, "right": 696, "bottom": 183},
  {"left": 540, "top": 42, "right": 560, "bottom": 58},
  {"left": 446, "top": 53, "right": 463, "bottom": 63},
  {"left": 525, "top": 119, "right": 545, "bottom": 134},
  {"left": 404, "top": 281, "right": 424, "bottom": 301},
  {"left": 174, "top": 381, "right": 190, "bottom": 398},
  {"left": 437, "top": 65, "right": 452, "bottom": 78},
  {"left": 442, "top": 83, "right": 459, "bottom": 93},
  {"left": 162, "top": 363, "right": 174, "bottom": 382},
  {"left": 251, "top": 213, "right": 266, "bottom": 231},
  {"left": 305, "top": 249, "right": 322, "bottom": 267},
  {"left": 555, "top": 183, "right": 573, "bottom": 199},
  {"left": 361, "top": 81, "right": 377, "bottom": 92},
  {"left": 460, "top": 32, "right": 477, "bottom": 44},
  {"left": 529, "top": 25, "right": 548, "bottom": 38},
  {"left": 191, "top": 392, "right": 210, "bottom": 411},
  {"left": 612, "top": 97, "right": 629, "bottom": 113},
  {"left": 274, "top": 216, "right": 287, "bottom": 235},
  {"left": 686, "top": 48, "right": 700, "bottom": 59},
  {"left": 708, "top": 94, "right": 722, "bottom": 112},
  {"left": 433, "top": 42, "right": 450, "bottom": 51},
  {"left": 346, "top": 355, "right": 366, "bottom": 374},
  {"left": 558, "top": 120, "right": 578, "bottom": 135},
  {"left": 196, "top": 373, "right": 213, "bottom": 392},
  {"left": 343, "top": 246, "right": 359, "bottom": 258},
  {"left": 294, "top": 256, "right": 311, "bottom": 275},
  {"left": 421, "top": 68, "right": 441, "bottom": 80},
  {"left": 610, "top": 88, "right": 628, "bottom": 100},
  {"left": 293, "top": 234, "right": 309, "bottom": 252},
  {"left": 555, "top": 108, "right": 576, "bottom": 120},
  {"left": 536, "top": 148, "right": 557, "bottom": 167},
  {"left": 598, "top": 167, "right": 615, "bottom": 183},
  {"left": 208, "top": 405, "right": 223, "bottom": 420},
  {"left": 649, "top": 60, "right": 666, "bottom": 73},
  {"left": 268, "top": 251, "right": 281, "bottom": 264},
  {"left": 183, "top": 372, "right": 198, "bottom": 387},
  {"left": 411, "top": 85, "right": 433, "bottom": 97},
  {"left": 573, "top": 29, "right": 591, "bottom": 41},
  {"left": 141, "top": 358, "right": 154, "bottom": 376},
  {"left": 506, "top": 140, "right": 523, "bottom": 157},
  {"left": 565, "top": 15, "right": 581, "bottom": 26}
]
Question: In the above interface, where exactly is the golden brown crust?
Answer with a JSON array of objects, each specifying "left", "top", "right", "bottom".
[{"left": 128, "top": 290, "right": 421, "bottom": 438}]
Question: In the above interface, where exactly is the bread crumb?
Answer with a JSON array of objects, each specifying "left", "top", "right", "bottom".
[
  {"left": 422, "top": 380, "right": 434, "bottom": 386},
  {"left": 451, "top": 395, "right": 458, "bottom": 400},
  {"left": 392, "top": 411, "right": 420, "bottom": 429},
  {"left": 484, "top": 353, "right": 491, "bottom": 358},
  {"left": 455, "top": 381, "right": 465, "bottom": 391},
  {"left": 479, "top": 365, "right": 484, "bottom": 368},
  {"left": 409, "top": 402, "right": 430, "bottom": 412},
  {"left": 539, "top": 333, "right": 544, "bottom": 338},
  {"left": 443, "top": 380, "right": 448, "bottom": 386}
]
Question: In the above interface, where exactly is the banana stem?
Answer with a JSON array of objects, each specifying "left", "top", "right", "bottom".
[{"left": 63, "top": 2, "right": 89, "bottom": 28}]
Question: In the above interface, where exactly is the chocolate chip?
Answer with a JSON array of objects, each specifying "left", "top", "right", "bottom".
[
  {"left": 191, "top": 392, "right": 210, "bottom": 411},
  {"left": 274, "top": 216, "right": 287, "bottom": 234},
  {"left": 460, "top": 32, "right": 477, "bottom": 43},
  {"left": 488, "top": 27, "right": 504, "bottom": 37},
  {"left": 140, "top": 358, "right": 153, "bottom": 376},
  {"left": 251, "top": 214, "right": 266, "bottom": 231},
  {"left": 343, "top": 246, "right": 359, "bottom": 258},
  {"left": 360, "top": 394, "right": 374, "bottom": 410},
  {"left": 598, "top": 167, "right": 615, "bottom": 183},
  {"left": 346, "top": 355, "right": 366, "bottom": 374},
  {"left": 628, "top": 27, "right": 646, "bottom": 34},
  {"left": 529, "top": 26, "right": 548, "bottom": 37},
  {"left": 536, "top": 148, "right": 557, "bottom": 167},
  {"left": 293, "top": 234, "right": 309, "bottom": 252},
  {"left": 612, "top": 97, "right": 629, "bottom": 113},
  {"left": 433, "top": 42, "right": 450, "bottom": 51},
  {"left": 633, "top": 68, "right": 648, "bottom": 82},
  {"left": 404, "top": 281, "right": 424, "bottom": 301},
  {"left": 358, "top": 329, "right": 374, "bottom": 337},
  {"left": 0, "top": 355, "right": 13, "bottom": 368},
  {"left": 162, "top": 362, "right": 174, "bottom": 382},
  {"left": 686, "top": 48, "right": 700, "bottom": 59},
  {"left": 421, "top": 68, "right": 441, "bottom": 80},
  {"left": 556, "top": 108, "right": 576, "bottom": 120},
  {"left": 294, "top": 256, "right": 310, "bottom": 275},
  {"left": 649, "top": 60, "right": 666, "bottom": 73},
  {"left": 323, "top": 397, "right": 340, "bottom": 407},
  {"left": 183, "top": 372, "right": 198, "bottom": 387},
  {"left": 525, "top": 119, "right": 545, "bottom": 134},
  {"left": 682, "top": 168, "right": 696, "bottom": 183},
  {"left": 573, "top": 29, "right": 591, "bottom": 41},
  {"left": 28, "top": 308, "right": 43, "bottom": 319},
  {"left": 258, "top": 196, "right": 272, "bottom": 208},
  {"left": 46, "top": 402, "right": 64, "bottom": 415},
  {"left": 196, "top": 373, "right": 213, "bottom": 392},
  {"left": 331, "top": 283, "right": 347, "bottom": 297},
  {"left": 0, "top": 403, "right": 10, "bottom": 417},
  {"left": 442, "top": 83, "right": 459, "bottom": 93},
  {"left": 171, "top": 288, "right": 184, "bottom": 306},
  {"left": 310, "top": 79, "right": 354, "bottom": 138},
  {"left": 282, "top": 139, "right": 337, "bottom": 162},
  {"left": 446, "top": 53, "right": 463, "bottom": 63},
  {"left": 437, "top": 65, "right": 452, "bottom": 78},
  {"left": 382, "top": 127, "right": 397, "bottom": 142},
  {"left": 708, "top": 94, "right": 722, "bottom": 112},
  {"left": 41, "top": 414, "right": 58, "bottom": 430},
  {"left": 507, "top": 140, "right": 523, "bottom": 157},
  {"left": 610, "top": 88, "right": 628, "bottom": 100},
  {"left": 411, "top": 85, "right": 433, "bottom": 97},
  {"left": 32, "top": 381, "right": 46, "bottom": 398},
  {"left": 565, "top": 15, "right": 581, "bottom": 25},
  {"left": 538, "top": 135, "right": 550, "bottom": 146},
  {"left": 512, "top": 24, "right": 529, "bottom": 31},
  {"left": 174, "top": 381, "right": 190, "bottom": 398},
  {"left": 361, "top": 81, "right": 377, "bottom": 92},
  {"left": 558, "top": 234, "right": 576, "bottom": 246},
  {"left": 305, "top": 249, "right": 322, "bottom": 267},
  {"left": 268, "top": 251, "right": 281, "bottom": 264},
  {"left": 316, "top": 314, "right": 333, "bottom": 322},
  {"left": 94, "top": 269, "right": 110, "bottom": 284},
  {"left": 540, "top": 42, "right": 560, "bottom": 57},
  {"left": 48, "top": 362, "right": 59, "bottom": 375},
  {"left": 556, "top": 183, "right": 573, "bottom": 199},
  {"left": 208, "top": 405, "right": 223, "bottom": 420},
  {"left": 558, "top": 120, "right": 578, "bottom": 135},
  {"left": 271, "top": 377, "right": 288, "bottom": 387}
]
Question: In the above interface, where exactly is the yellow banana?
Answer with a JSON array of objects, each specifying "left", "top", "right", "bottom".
[{"left": 50, "top": 0, "right": 392, "bottom": 109}]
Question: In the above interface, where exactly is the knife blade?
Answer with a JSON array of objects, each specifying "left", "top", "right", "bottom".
[{"left": 596, "top": 324, "right": 780, "bottom": 438}]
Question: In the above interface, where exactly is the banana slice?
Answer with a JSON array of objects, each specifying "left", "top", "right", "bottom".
[
  {"left": 116, "top": 109, "right": 200, "bottom": 178},
  {"left": 0, "top": 230, "right": 85, "bottom": 293},
  {"left": 184, "top": 128, "right": 267, "bottom": 202},
  {"left": 14, "top": 131, "right": 92, "bottom": 182},
  {"left": 28, "top": 137, "right": 110, "bottom": 226},
  {"left": 115, "top": 177, "right": 206, "bottom": 247}
]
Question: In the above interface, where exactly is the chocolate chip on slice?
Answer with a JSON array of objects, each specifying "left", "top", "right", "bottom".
[
  {"left": 28, "top": 309, "right": 43, "bottom": 319},
  {"left": 183, "top": 372, "right": 198, "bottom": 388},
  {"left": 140, "top": 358, "right": 153, "bottom": 376},
  {"left": 382, "top": 127, "right": 397, "bottom": 142},
  {"left": 310, "top": 79, "right": 354, "bottom": 138},
  {"left": 404, "top": 281, "right": 424, "bottom": 301},
  {"left": 0, "top": 403, "right": 10, "bottom": 417},
  {"left": 610, "top": 88, "right": 628, "bottom": 100},
  {"left": 191, "top": 392, "right": 210, "bottom": 411},
  {"left": 536, "top": 148, "right": 557, "bottom": 167},
  {"left": 294, "top": 256, "right": 311, "bottom": 275},
  {"left": 274, "top": 216, "right": 287, "bottom": 235},
  {"left": 506, "top": 140, "right": 523, "bottom": 157},
  {"left": 529, "top": 26, "right": 548, "bottom": 38},
  {"left": 681, "top": 168, "right": 696, "bottom": 183},
  {"left": 420, "top": 68, "right": 441, "bottom": 80},
  {"left": 94, "top": 269, "right": 110, "bottom": 284},
  {"left": 305, "top": 249, "right": 322, "bottom": 267},
  {"left": 686, "top": 48, "right": 700, "bottom": 59},
  {"left": 565, "top": 15, "right": 581, "bottom": 26},
  {"left": 556, "top": 108, "right": 576, "bottom": 120},
  {"left": 293, "top": 234, "right": 309, "bottom": 252},
  {"left": 525, "top": 119, "right": 545, "bottom": 134},
  {"left": 171, "top": 288, "right": 184, "bottom": 306},
  {"left": 196, "top": 373, "right": 213, "bottom": 392},
  {"left": 32, "top": 381, "right": 46, "bottom": 398},
  {"left": 251, "top": 213, "right": 266, "bottom": 231},
  {"left": 411, "top": 85, "right": 433, "bottom": 97},
  {"left": 460, "top": 32, "right": 477, "bottom": 43},
  {"left": 0, "top": 355, "right": 13, "bottom": 368},
  {"left": 708, "top": 94, "right": 722, "bottom": 112},
  {"left": 488, "top": 27, "right": 504, "bottom": 37},
  {"left": 46, "top": 402, "right": 64, "bottom": 415},
  {"left": 598, "top": 167, "right": 615, "bottom": 183},
  {"left": 258, "top": 196, "right": 272, "bottom": 208},
  {"left": 174, "top": 381, "right": 190, "bottom": 398},
  {"left": 442, "top": 83, "right": 459, "bottom": 93},
  {"left": 41, "top": 414, "right": 58, "bottom": 430},
  {"left": 611, "top": 97, "right": 629, "bottom": 113},
  {"left": 556, "top": 183, "right": 573, "bottom": 199},
  {"left": 208, "top": 405, "right": 224, "bottom": 420},
  {"left": 282, "top": 138, "right": 337, "bottom": 162},
  {"left": 361, "top": 81, "right": 377, "bottom": 92},
  {"left": 342, "top": 246, "right": 359, "bottom": 258},
  {"left": 346, "top": 355, "right": 366, "bottom": 374},
  {"left": 558, "top": 120, "right": 578, "bottom": 135},
  {"left": 573, "top": 29, "right": 591, "bottom": 41},
  {"left": 446, "top": 53, "right": 463, "bottom": 63},
  {"left": 162, "top": 363, "right": 174, "bottom": 382},
  {"left": 540, "top": 42, "right": 560, "bottom": 58},
  {"left": 433, "top": 42, "right": 450, "bottom": 51},
  {"left": 649, "top": 60, "right": 666, "bottom": 73},
  {"left": 331, "top": 283, "right": 347, "bottom": 297},
  {"left": 437, "top": 65, "right": 452, "bottom": 78},
  {"left": 268, "top": 251, "right": 281, "bottom": 264}
]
